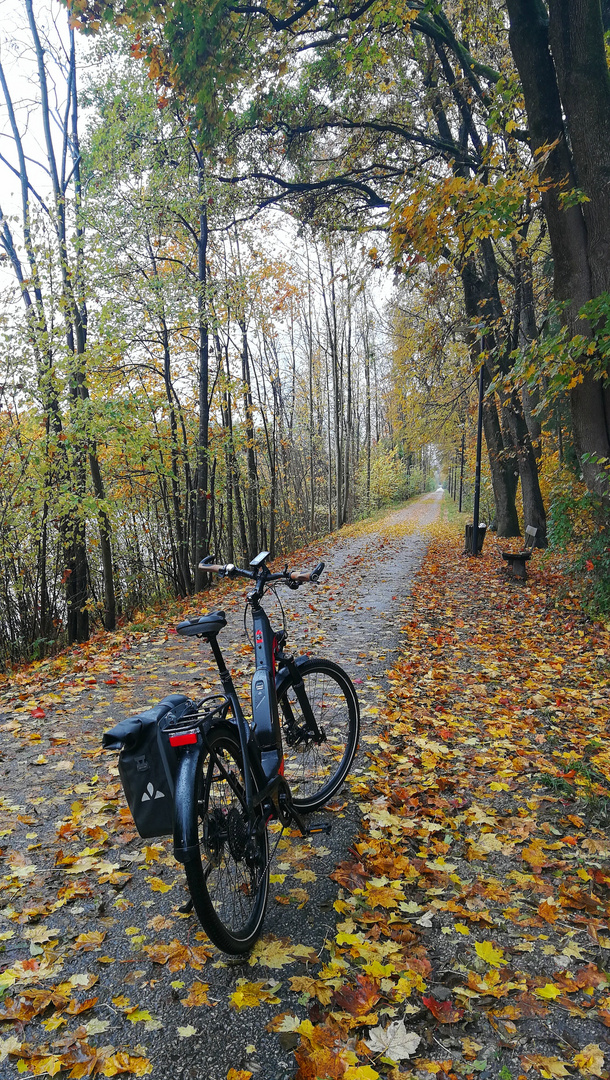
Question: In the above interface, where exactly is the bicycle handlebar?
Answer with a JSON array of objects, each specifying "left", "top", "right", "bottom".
[{"left": 198, "top": 556, "right": 324, "bottom": 586}]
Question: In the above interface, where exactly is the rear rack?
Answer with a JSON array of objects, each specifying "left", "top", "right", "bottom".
[{"left": 164, "top": 694, "right": 230, "bottom": 741}]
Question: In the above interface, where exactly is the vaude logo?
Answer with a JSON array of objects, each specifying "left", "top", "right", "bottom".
[{"left": 141, "top": 782, "right": 165, "bottom": 802}]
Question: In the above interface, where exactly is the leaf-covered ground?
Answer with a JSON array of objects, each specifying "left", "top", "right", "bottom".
[{"left": 1, "top": 497, "right": 610, "bottom": 1080}]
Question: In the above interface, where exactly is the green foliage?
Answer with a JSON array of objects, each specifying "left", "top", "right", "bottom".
[
  {"left": 358, "top": 446, "right": 416, "bottom": 510},
  {"left": 509, "top": 295, "right": 610, "bottom": 408},
  {"left": 547, "top": 473, "right": 610, "bottom": 618}
]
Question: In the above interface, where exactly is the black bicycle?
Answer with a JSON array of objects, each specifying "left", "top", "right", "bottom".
[{"left": 166, "top": 551, "right": 360, "bottom": 954}]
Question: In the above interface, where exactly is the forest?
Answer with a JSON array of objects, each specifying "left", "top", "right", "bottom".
[{"left": 1, "top": 0, "right": 609, "bottom": 663}]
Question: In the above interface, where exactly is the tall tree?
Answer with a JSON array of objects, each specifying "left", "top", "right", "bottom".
[
  {"left": 505, "top": 0, "right": 610, "bottom": 499},
  {"left": 0, "top": 0, "right": 117, "bottom": 640}
]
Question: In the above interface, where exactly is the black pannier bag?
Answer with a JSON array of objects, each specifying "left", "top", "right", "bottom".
[{"left": 103, "top": 694, "right": 196, "bottom": 838}]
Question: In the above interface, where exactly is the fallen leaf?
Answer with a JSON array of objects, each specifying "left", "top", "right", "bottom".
[{"left": 364, "top": 1019, "right": 421, "bottom": 1060}]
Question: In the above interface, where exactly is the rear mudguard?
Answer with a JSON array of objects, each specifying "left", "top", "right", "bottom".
[
  {"left": 173, "top": 662, "right": 311, "bottom": 863},
  {"left": 173, "top": 744, "right": 204, "bottom": 863},
  {"left": 172, "top": 718, "right": 247, "bottom": 863}
]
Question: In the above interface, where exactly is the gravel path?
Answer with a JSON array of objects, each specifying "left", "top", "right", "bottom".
[{"left": 0, "top": 492, "right": 441, "bottom": 1080}]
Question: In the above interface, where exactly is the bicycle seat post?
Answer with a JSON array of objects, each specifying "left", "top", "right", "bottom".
[{"left": 207, "top": 634, "right": 236, "bottom": 698}]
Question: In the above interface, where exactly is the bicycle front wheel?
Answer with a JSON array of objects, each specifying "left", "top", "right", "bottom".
[
  {"left": 278, "top": 658, "right": 359, "bottom": 812},
  {"left": 184, "top": 723, "right": 269, "bottom": 954}
]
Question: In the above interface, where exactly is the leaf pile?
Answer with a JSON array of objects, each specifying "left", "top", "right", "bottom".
[
  {"left": 275, "top": 524, "right": 610, "bottom": 1080},
  {"left": 0, "top": 506, "right": 609, "bottom": 1079}
]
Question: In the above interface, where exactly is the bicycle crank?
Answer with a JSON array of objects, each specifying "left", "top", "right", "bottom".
[{"left": 276, "top": 779, "right": 332, "bottom": 837}]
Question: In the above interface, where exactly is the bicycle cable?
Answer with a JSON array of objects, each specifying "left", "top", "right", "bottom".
[{"left": 242, "top": 583, "right": 286, "bottom": 646}]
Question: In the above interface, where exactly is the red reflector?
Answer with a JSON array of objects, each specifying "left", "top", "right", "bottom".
[
  {"left": 169, "top": 732, "right": 198, "bottom": 747},
  {"left": 278, "top": 758, "right": 285, "bottom": 776}
]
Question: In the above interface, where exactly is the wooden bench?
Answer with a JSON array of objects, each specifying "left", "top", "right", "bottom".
[{"left": 502, "top": 525, "right": 538, "bottom": 581}]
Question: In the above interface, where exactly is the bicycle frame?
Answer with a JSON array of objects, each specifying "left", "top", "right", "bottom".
[{"left": 172, "top": 561, "right": 327, "bottom": 864}]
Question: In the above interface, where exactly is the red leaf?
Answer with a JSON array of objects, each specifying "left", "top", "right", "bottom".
[
  {"left": 422, "top": 995, "right": 464, "bottom": 1023},
  {"left": 30, "top": 707, "right": 45, "bottom": 719},
  {"left": 332, "top": 975, "right": 381, "bottom": 1016}
]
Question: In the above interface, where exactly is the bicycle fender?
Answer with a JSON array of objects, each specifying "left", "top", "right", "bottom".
[{"left": 172, "top": 745, "right": 203, "bottom": 863}]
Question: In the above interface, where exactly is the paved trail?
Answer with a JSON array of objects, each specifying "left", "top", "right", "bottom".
[
  {"left": 142, "top": 491, "right": 442, "bottom": 1078},
  {"left": 0, "top": 492, "right": 441, "bottom": 1080}
]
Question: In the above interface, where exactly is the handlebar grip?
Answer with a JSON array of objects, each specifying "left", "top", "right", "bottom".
[
  {"left": 289, "top": 560, "right": 325, "bottom": 583},
  {"left": 199, "top": 561, "right": 226, "bottom": 573}
]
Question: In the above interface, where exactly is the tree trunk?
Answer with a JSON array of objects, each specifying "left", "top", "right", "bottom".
[
  {"left": 195, "top": 159, "right": 210, "bottom": 589},
  {"left": 461, "top": 258, "right": 521, "bottom": 535},
  {"left": 240, "top": 319, "right": 259, "bottom": 559},
  {"left": 506, "top": 0, "right": 610, "bottom": 498}
]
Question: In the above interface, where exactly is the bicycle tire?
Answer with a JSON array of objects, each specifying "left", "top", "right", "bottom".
[
  {"left": 278, "top": 657, "right": 359, "bottom": 812},
  {"left": 184, "top": 722, "right": 269, "bottom": 954}
]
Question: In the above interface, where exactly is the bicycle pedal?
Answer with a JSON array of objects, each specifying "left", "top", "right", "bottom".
[{"left": 306, "top": 822, "right": 332, "bottom": 836}]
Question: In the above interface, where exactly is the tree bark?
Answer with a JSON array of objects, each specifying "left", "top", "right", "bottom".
[
  {"left": 461, "top": 258, "right": 521, "bottom": 536},
  {"left": 195, "top": 159, "right": 210, "bottom": 589},
  {"left": 506, "top": 0, "right": 610, "bottom": 497}
]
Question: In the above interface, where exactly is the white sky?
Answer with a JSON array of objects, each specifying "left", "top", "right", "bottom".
[{"left": 0, "top": 0, "right": 73, "bottom": 201}]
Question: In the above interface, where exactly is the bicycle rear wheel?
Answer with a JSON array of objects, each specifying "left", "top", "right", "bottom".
[
  {"left": 278, "top": 658, "right": 359, "bottom": 812},
  {"left": 184, "top": 723, "right": 269, "bottom": 954}
]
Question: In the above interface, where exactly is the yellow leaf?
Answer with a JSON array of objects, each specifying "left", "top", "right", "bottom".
[
  {"left": 363, "top": 961, "right": 396, "bottom": 978},
  {"left": 74, "top": 931, "right": 106, "bottom": 949},
  {"left": 229, "top": 980, "right": 281, "bottom": 1010},
  {"left": 489, "top": 782, "right": 509, "bottom": 791},
  {"left": 177, "top": 1025, "right": 198, "bottom": 1037},
  {"left": 146, "top": 876, "right": 173, "bottom": 893},
  {"left": 101, "top": 1054, "right": 152, "bottom": 1076},
  {"left": 535, "top": 983, "right": 563, "bottom": 1000},
  {"left": 573, "top": 1043, "right": 605, "bottom": 1077},
  {"left": 475, "top": 941, "right": 507, "bottom": 967},
  {"left": 344, "top": 1068, "right": 380, "bottom": 1080},
  {"left": 294, "top": 870, "right": 317, "bottom": 883},
  {"left": 27, "top": 1055, "right": 64, "bottom": 1075},
  {"left": 248, "top": 936, "right": 302, "bottom": 968},
  {"left": 227, "top": 1071, "right": 253, "bottom": 1080},
  {"left": 336, "top": 932, "right": 365, "bottom": 946},
  {"left": 454, "top": 923, "right": 470, "bottom": 935},
  {"left": 125, "top": 1008, "right": 154, "bottom": 1023},
  {"left": 522, "top": 1057, "right": 571, "bottom": 1078},
  {"left": 41, "top": 1015, "right": 67, "bottom": 1031}
]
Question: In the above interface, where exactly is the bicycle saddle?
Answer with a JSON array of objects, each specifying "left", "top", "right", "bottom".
[{"left": 176, "top": 611, "right": 227, "bottom": 637}]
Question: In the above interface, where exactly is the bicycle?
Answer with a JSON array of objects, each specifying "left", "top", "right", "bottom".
[{"left": 165, "top": 551, "right": 360, "bottom": 954}]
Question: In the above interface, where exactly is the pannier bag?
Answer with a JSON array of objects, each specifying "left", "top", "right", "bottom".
[{"left": 103, "top": 694, "right": 196, "bottom": 838}]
